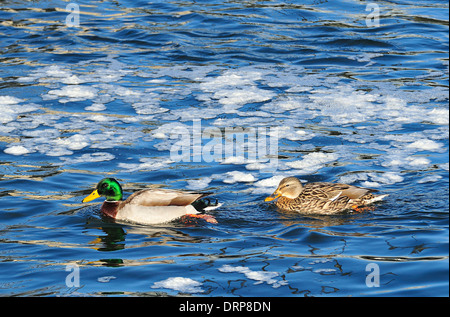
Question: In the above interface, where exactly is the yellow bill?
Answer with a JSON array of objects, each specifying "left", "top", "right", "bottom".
[
  {"left": 82, "top": 189, "right": 101, "bottom": 203},
  {"left": 264, "top": 192, "right": 281, "bottom": 202}
]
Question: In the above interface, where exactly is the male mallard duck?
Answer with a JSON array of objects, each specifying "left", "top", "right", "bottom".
[
  {"left": 82, "top": 178, "right": 218, "bottom": 224},
  {"left": 265, "top": 177, "right": 388, "bottom": 215}
]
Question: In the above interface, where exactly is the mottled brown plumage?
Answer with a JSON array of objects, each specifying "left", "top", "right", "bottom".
[{"left": 265, "top": 177, "right": 388, "bottom": 215}]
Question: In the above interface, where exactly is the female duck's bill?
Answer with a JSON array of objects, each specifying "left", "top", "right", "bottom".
[{"left": 264, "top": 191, "right": 281, "bottom": 202}]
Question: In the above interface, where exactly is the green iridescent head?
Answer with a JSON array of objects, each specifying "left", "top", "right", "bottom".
[{"left": 82, "top": 178, "right": 123, "bottom": 202}]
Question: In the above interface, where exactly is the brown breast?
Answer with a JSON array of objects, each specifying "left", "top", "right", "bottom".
[{"left": 101, "top": 201, "right": 120, "bottom": 219}]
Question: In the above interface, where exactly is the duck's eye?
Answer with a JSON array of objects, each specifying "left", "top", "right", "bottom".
[{"left": 102, "top": 183, "right": 108, "bottom": 189}]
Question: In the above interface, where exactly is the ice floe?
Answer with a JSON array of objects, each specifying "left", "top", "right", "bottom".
[
  {"left": 286, "top": 152, "right": 339, "bottom": 174},
  {"left": 221, "top": 171, "right": 256, "bottom": 184},
  {"left": 218, "top": 265, "right": 288, "bottom": 288},
  {"left": 44, "top": 85, "right": 98, "bottom": 103},
  {"left": 0, "top": 96, "right": 39, "bottom": 124},
  {"left": 418, "top": 175, "right": 443, "bottom": 184},
  {"left": 4, "top": 145, "right": 31, "bottom": 156},
  {"left": 186, "top": 177, "right": 213, "bottom": 190},
  {"left": 338, "top": 171, "right": 406, "bottom": 188},
  {"left": 407, "top": 139, "right": 444, "bottom": 151},
  {"left": 151, "top": 277, "right": 204, "bottom": 293},
  {"left": 1, "top": 58, "right": 447, "bottom": 192},
  {"left": 363, "top": 172, "right": 404, "bottom": 188},
  {"left": 97, "top": 276, "right": 117, "bottom": 283},
  {"left": 59, "top": 152, "right": 115, "bottom": 165},
  {"left": 118, "top": 158, "right": 174, "bottom": 172},
  {"left": 85, "top": 103, "right": 107, "bottom": 111}
]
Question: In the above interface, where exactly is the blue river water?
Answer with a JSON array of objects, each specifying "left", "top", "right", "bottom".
[{"left": 0, "top": 0, "right": 448, "bottom": 297}]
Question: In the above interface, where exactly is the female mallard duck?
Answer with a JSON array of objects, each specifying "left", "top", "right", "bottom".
[
  {"left": 265, "top": 177, "right": 388, "bottom": 215},
  {"left": 82, "top": 178, "right": 218, "bottom": 224}
]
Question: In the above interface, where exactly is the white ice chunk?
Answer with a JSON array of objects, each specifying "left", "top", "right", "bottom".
[
  {"left": 118, "top": 158, "right": 174, "bottom": 172},
  {"left": 43, "top": 65, "right": 71, "bottom": 78},
  {"left": 151, "top": 277, "right": 203, "bottom": 293},
  {"left": 254, "top": 175, "right": 287, "bottom": 188},
  {"left": 62, "top": 75, "right": 84, "bottom": 84},
  {"left": 46, "top": 85, "right": 98, "bottom": 102},
  {"left": 186, "top": 177, "right": 212, "bottom": 190},
  {"left": 199, "top": 69, "right": 274, "bottom": 107},
  {"left": 427, "top": 108, "right": 449, "bottom": 125},
  {"left": 339, "top": 172, "right": 369, "bottom": 184},
  {"left": 4, "top": 145, "right": 31, "bottom": 155},
  {"left": 313, "top": 268, "right": 337, "bottom": 274},
  {"left": 361, "top": 181, "right": 382, "bottom": 188},
  {"left": 218, "top": 265, "right": 287, "bottom": 288},
  {"left": 85, "top": 103, "right": 106, "bottom": 111},
  {"left": 97, "top": 276, "right": 117, "bottom": 283},
  {"left": 221, "top": 171, "right": 256, "bottom": 184},
  {"left": 368, "top": 172, "right": 404, "bottom": 185},
  {"left": 382, "top": 155, "right": 432, "bottom": 169},
  {"left": 407, "top": 157, "right": 431, "bottom": 167},
  {"left": 274, "top": 126, "right": 315, "bottom": 141},
  {"left": 58, "top": 152, "right": 115, "bottom": 164},
  {"left": 199, "top": 70, "right": 263, "bottom": 91},
  {"left": 0, "top": 96, "right": 38, "bottom": 124},
  {"left": 212, "top": 86, "right": 275, "bottom": 106},
  {"left": 0, "top": 96, "right": 23, "bottom": 105},
  {"left": 54, "top": 134, "right": 89, "bottom": 151},
  {"left": 418, "top": 175, "right": 443, "bottom": 183},
  {"left": 150, "top": 122, "right": 191, "bottom": 139},
  {"left": 286, "top": 152, "right": 338, "bottom": 173},
  {"left": 222, "top": 156, "right": 248, "bottom": 165},
  {"left": 407, "top": 139, "right": 443, "bottom": 151}
]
